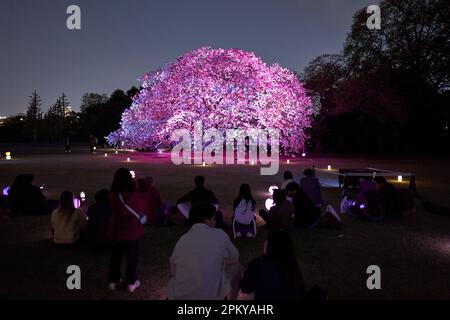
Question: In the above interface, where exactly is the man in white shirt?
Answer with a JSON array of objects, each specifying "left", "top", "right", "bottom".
[{"left": 168, "top": 204, "right": 240, "bottom": 300}]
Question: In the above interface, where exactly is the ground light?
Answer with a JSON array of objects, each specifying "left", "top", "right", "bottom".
[
  {"left": 398, "top": 175, "right": 403, "bottom": 182},
  {"left": 265, "top": 198, "right": 275, "bottom": 210},
  {"left": 80, "top": 192, "right": 86, "bottom": 202},
  {"left": 104, "top": 153, "right": 108, "bottom": 157},
  {"left": 302, "top": 152, "right": 306, "bottom": 157},
  {"left": 5, "top": 152, "right": 12, "bottom": 160},
  {"left": 2, "top": 186, "right": 10, "bottom": 196},
  {"left": 269, "top": 185, "right": 278, "bottom": 195},
  {"left": 328, "top": 165, "right": 332, "bottom": 170},
  {"left": 127, "top": 157, "right": 131, "bottom": 162},
  {"left": 287, "top": 159, "right": 290, "bottom": 164},
  {"left": 73, "top": 198, "right": 81, "bottom": 209}
]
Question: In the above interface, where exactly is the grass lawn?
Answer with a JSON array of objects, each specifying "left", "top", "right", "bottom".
[{"left": 1, "top": 144, "right": 450, "bottom": 299}]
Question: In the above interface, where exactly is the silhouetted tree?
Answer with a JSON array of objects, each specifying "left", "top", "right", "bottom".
[{"left": 24, "top": 90, "right": 42, "bottom": 142}]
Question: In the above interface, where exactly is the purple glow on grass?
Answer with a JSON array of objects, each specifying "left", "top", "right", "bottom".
[{"left": 107, "top": 47, "right": 313, "bottom": 154}]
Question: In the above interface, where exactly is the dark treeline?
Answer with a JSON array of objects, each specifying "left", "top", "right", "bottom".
[
  {"left": 301, "top": 0, "right": 449, "bottom": 155},
  {"left": 0, "top": 87, "right": 140, "bottom": 146}
]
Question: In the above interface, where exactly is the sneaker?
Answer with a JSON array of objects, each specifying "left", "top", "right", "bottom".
[
  {"left": 127, "top": 280, "right": 141, "bottom": 293},
  {"left": 108, "top": 278, "right": 123, "bottom": 291}
]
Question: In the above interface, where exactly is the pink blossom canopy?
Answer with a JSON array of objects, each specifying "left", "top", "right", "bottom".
[{"left": 108, "top": 47, "right": 313, "bottom": 154}]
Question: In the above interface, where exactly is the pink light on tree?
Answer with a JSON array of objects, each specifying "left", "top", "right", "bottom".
[{"left": 108, "top": 47, "right": 313, "bottom": 154}]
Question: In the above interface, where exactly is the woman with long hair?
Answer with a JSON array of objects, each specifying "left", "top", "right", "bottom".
[
  {"left": 240, "top": 230, "right": 306, "bottom": 300},
  {"left": 232, "top": 184, "right": 257, "bottom": 238},
  {"left": 50, "top": 190, "right": 86, "bottom": 244},
  {"left": 108, "top": 168, "right": 148, "bottom": 293}
]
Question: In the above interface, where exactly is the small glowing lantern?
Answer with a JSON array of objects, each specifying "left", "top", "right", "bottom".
[
  {"left": 80, "top": 192, "right": 86, "bottom": 202},
  {"left": 115, "top": 150, "right": 118, "bottom": 154},
  {"left": 5, "top": 152, "right": 11, "bottom": 160},
  {"left": 302, "top": 153, "right": 306, "bottom": 157},
  {"left": 104, "top": 153, "right": 108, "bottom": 157},
  {"left": 287, "top": 160, "right": 290, "bottom": 164},
  {"left": 127, "top": 157, "right": 131, "bottom": 162},
  {"left": 268, "top": 185, "right": 278, "bottom": 196},
  {"left": 130, "top": 170, "right": 136, "bottom": 179},
  {"left": 73, "top": 198, "right": 81, "bottom": 209},
  {"left": 265, "top": 198, "right": 275, "bottom": 210},
  {"left": 251, "top": 160, "right": 255, "bottom": 165},
  {"left": 93, "top": 146, "right": 97, "bottom": 151},
  {"left": 327, "top": 165, "right": 331, "bottom": 170},
  {"left": 202, "top": 161, "right": 206, "bottom": 166},
  {"left": 2, "top": 186, "right": 10, "bottom": 196},
  {"left": 398, "top": 175, "right": 403, "bottom": 182}
]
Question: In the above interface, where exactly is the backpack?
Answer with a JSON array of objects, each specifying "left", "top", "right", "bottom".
[{"left": 234, "top": 199, "right": 255, "bottom": 225}]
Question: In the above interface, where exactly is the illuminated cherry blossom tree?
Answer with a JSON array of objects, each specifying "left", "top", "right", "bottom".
[{"left": 108, "top": 47, "right": 313, "bottom": 154}]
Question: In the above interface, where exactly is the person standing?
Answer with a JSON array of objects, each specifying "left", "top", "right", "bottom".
[
  {"left": 108, "top": 168, "right": 148, "bottom": 293},
  {"left": 65, "top": 135, "right": 71, "bottom": 153},
  {"left": 89, "top": 135, "right": 96, "bottom": 154}
]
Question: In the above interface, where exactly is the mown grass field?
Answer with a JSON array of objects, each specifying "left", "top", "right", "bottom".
[{"left": 1, "top": 145, "right": 449, "bottom": 299}]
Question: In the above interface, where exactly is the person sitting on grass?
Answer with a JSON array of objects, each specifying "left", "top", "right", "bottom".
[
  {"left": 285, "top": 182, "right": 322, "bottom": 229},
  {"left": 374, "top": 176, "right": 400, "bottom": 218},
  {"left": 259, "top": 189, "right": 294, "bottom": 231},
  {"left": 137, "top": 176, "right": 170, "bottom": 225},
  {"left": 177, "top": 176, "right": 225, "bottom": 229},
  {"left": 349, "top": 178, "right": 384, "bottom": 222},
  {"left": 240, "top": 230, "right": 306, "bottom": 300},
  {"left": 51, "top": 190, "right": 87, "bottom": 245},
  {"left": 86, "top": 189, "right": 112, "bottom": 249},
  {"left": 232, "top": 183, "right": 257, "bottom": 238},
  {"left": 168, "top": 204, "right": 240, "bottom": 300},
  {"left": 280, "top": 171, "right": 294, "bottom": 190},
  {"left": 8, "top": 174, "right": 47, "bottom": 215},
  {"left": 300, "top": 169, "right": 322, "bottom": 206},
  {"left": 108, "top": 168, "right": 148, "bottom": 293}
]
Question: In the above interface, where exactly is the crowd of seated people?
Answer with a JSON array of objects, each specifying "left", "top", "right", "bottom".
[
  {"left": 349, "top": 176, "right": 403, "bottom": 221},
  {"left": 3, "top": 165, "right": 414, "bottom": 298}
]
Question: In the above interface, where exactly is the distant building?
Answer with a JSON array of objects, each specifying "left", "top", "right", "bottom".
[{"left": 64, "top": 106, "right": 74, "bottom": 117}]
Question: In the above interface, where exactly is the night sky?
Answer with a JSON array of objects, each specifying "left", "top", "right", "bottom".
[{"left": 0, "top": 0, "right": 376, "bottom": 116}]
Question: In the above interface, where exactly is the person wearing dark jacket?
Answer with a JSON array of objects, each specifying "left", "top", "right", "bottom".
[
  {"left": 258, "top": 189, "right": 294, "bottom": 231},
  {"left": 240, "top": 231, "right": 306, "bottom": 300},
  {"left": 8, "top": 174, "right": 46, "bottom": 215},
  {"left": 374, "top": 176, "right": 400, "bottom": 217},
  {"left": 108, "top": 168, "right": 148, "bottom": 293},
  {"left": 87, "top": 189, "right": 112, "bottom": 248},
  {"left": 285, "top": 182, "right": 321, "bottom": 229},
  {"left": 177, "top": 176, "right": 224, "bottom": 228}
]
